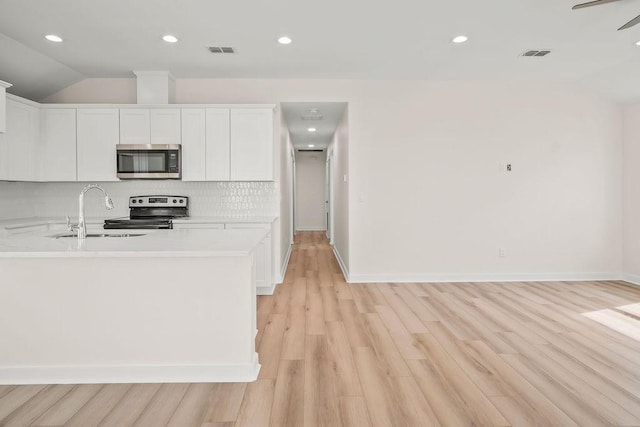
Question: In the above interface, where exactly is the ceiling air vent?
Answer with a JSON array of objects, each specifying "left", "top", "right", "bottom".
[
  {"left": 301, "top": 114, "right": 323, "bottom": 121},
  {"left": 522, "top": 49, "right": 551, "bottom": 57},
  {"left": 301, "top": 108, "right": 323, "bottom": 121},
  {"left": 209, "top": 47, "right": 235, "bottom": 54},
  {"left": 297, "top": 149, "right": 324, "bottom": 152}
]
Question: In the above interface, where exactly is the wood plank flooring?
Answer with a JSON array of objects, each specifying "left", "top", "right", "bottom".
[{"left": 2, "top": 231, "right": 640, "bottom": 426}]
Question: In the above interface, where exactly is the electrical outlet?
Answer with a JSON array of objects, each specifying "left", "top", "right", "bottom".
[
  {"left": 499, "top": 248, "right": 506, "bottom": 258},
  {"left": 506, "top": 164, "right": 512, "bottom": 172}
]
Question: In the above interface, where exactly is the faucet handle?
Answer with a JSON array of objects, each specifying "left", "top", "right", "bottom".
[{"left": 66, "top": 216, "right": 78, "bottom": 232}]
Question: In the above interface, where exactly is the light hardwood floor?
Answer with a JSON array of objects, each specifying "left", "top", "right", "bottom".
[{"left": 2, "top": 231, "right": 640, "bottom": 426}]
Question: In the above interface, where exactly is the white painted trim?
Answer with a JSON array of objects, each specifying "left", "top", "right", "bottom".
[
  {"left": 347, "top": 272, "right": 622, "bottom": 284},
  {"left": 621, "top": 274, "right": 640, "bottom": 287},
  {"left": 296, "top": 226, "right": 327, "bottom": 231},
  {"left": 279, "top": 243, "right": 293, "bottom": 284},
  {"left": 257, "top": 283, "right": 277, "bottom": 296},
  {"left": 0, "top": 353, "right": 260, "bottom": 385},
  {"left": 332, "top": 245, "right": 349, "bottom": 282}
]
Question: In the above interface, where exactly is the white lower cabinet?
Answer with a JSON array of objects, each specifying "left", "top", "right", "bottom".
[
  {"left": 77, "top": 109, "right": 119, "bottom": 181},
  {"left": 225, "top": 223, "right": 273, "bottom": 294},
  {"left": 172, "top": 221, "right": 274, "bottom": 294}
]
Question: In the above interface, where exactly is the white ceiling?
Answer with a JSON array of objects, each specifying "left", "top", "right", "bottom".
[
  {"left": 281, "top": 102, "right": 347, "bottom": 149},
  {"left": 1, "top": 0, "right": 640, "bottom": 102}
]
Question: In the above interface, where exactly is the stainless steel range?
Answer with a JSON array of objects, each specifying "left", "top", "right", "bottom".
[{"left": 104, "top": 195, "right": 188, "bottom": 229}]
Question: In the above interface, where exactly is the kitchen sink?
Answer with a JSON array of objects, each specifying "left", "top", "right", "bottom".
[{"left": 50, "top": 233, "right": 146, "bottom": 239}]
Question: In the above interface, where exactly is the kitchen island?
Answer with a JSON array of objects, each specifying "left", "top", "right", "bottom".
[{"left": 0, "top": 226, "right": 266, "bottom": 385}]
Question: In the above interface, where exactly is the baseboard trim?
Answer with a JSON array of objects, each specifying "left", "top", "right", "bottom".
[
  {"left": 621, "top": 274, "right": 640, "bottom": 287},
  {"left": 278, "top": 243, "right": 293, "bottom": 284},
  {"left": 347, "top": 272, "right": 621, "bottom": 284},
  {"left": 257, "top": 283, "right": 277, "bottom": 296},
  {"left": 332, "top": 245, "right": 350, "bottom": 282},
  {"left": 296, "top": 226, "right": 327, "bottom": 231},
  {"left": 0, "top": 353, "right": 261, "bottom": 385}
]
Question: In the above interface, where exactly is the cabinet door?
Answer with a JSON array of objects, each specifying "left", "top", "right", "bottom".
[
  {"left": 0, "top": 85, "right": 7, "bottom": 133},
  {"left": 119, "top": 109, "right": 150, "bottom": 145},
  {"left": 41, "top": 108, "right": 77, "bottom": 181},
  {"left": 150, "top": 109, "right": 181, "bottom": 144},
  {"left": 77, "top": 109, "right": 119, "bottom": 181},
  {"left": 206, "top": 108, "right": 230, "bottom": 181},
  {"left": 225, "top": 223, "right": 272, "bottom": 290},
  {"left": 230, "top": 109, "right": 273, "bottom": 181},
  {"left": 180, "top": 109, "right": 206, "bottom": 181},
  {"left": 4, "top": 99, "right": 39, "bottom": 181}
]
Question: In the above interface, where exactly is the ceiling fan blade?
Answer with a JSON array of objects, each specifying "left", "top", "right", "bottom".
[
  {"left": 619, "top": 13, "right": 640, "bottom": 29},
  {"left": 572, "top": 0, "right": 622, "bottom": 10}
]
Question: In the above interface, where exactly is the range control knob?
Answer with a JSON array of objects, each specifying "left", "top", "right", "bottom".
[
  {"left": 132, "top": 199, "right": 136, "bottom": 204},
  {"left": 173, "top": 199, "right": 177, "bottom": 204},
  {"left": 138, "top": 199, "right": 143, "bottom": 204},
  {"left": 179, "top": 199, "right": 184, "bottom": 204}
]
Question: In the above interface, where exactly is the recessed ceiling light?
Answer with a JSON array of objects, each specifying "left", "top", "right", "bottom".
[
  {"left": 307, "top": 127, "right": 317, "bottom": 132},
  {"left": 278, "top": 36, "right": 292, "bottom": 45},
  {"left": 636, "top": 40, "right": 640, "bottom": 46},
  {"left": 308, "top": 144, "right": 315, "bottom": 148},
  {"left": 452, "top": 35, "right": 468, "bottom": 44},
  {"left": 162, "top": 35, "right": 179, "bottom": 43},
  {"left": 45, "top": 34, "right": 63, "bottom": 43}
]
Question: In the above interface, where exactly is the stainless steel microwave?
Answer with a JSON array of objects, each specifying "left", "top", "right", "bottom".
[{"left": 116, "top": 144, "right": 181, "bottom": 179}]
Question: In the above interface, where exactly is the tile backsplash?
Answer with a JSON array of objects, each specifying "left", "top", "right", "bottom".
[{"left": 0, "top": 181, "right": 279, "bottom": 220}]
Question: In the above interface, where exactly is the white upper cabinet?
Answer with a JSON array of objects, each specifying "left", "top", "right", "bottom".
[
  {"left": 1, "top": 98, "right": 40, "bottom": 181},
  {"left": 151, "top": 109, "right": 181, "bottom": 144},
  {"left": 40, "top": 108, "right": 77, "bottom": 181},
  {"left": 120, "top": 108, "right": 181, "bottom": 145},
  {"left": 181, "top": 107, "right": 272, "bottom": 182},
  {"left": 0, "top": 80, "right": 11, "bottom": 133},
  {"left": 77, "top": 109, "right": 119, "bottom": 181},
  {"left": 230, "top": 108, "right": 273, "bottom": 181},
  {"left": 206, "top": 108, "right": 231, "bottom": 181},
  {"left": 119, "top": 109, "right": 149, "bottom": 145},
  {"left": 180, "top": 108, "right": 206, "bottom": 181}
]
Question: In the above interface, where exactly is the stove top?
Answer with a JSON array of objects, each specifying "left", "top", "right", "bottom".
[
  {"left": 104, "top": 195, "right": 188, "bottom": 230},
  {"left": 104, "top": 217, "right": 173, "bottom": 229}
]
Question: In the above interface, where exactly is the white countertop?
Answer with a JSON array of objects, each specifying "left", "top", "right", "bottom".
[
  {"left": 0, "top": 226, "right": 268, "bottom": 258},
  {"left": 0, "top": 215, "right": 278, "bottom": 231},
  {"left": 172, "top": 216, "right": 278, "bottom": 224}
]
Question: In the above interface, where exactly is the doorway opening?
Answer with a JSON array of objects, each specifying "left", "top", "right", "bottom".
[{"left": 281, "top": 102, "right": 347, "bottom": 245}]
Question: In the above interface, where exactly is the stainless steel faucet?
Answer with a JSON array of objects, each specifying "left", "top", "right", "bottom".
[{"left": 68, "top": 184, "right": 114, "bottom": 240}]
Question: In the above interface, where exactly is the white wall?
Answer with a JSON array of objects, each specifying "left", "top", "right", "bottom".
[
  {"left": 623, "top": 104, "right": 640, "bottom": 283},
  {"left": 295, "top": 151, "right": 326, "bottom": 231},
  {"left": 44, "top": 78, "right": 623, "bottom": 282},
  {"left": 0, "top": 182, "right": 39, "bottom": 220},
  {"left": 278, "top": 115, "right": 294, "bottom": 281},
  {"left": 330, "top": 109, "right": 350, "bottom": 276}
]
